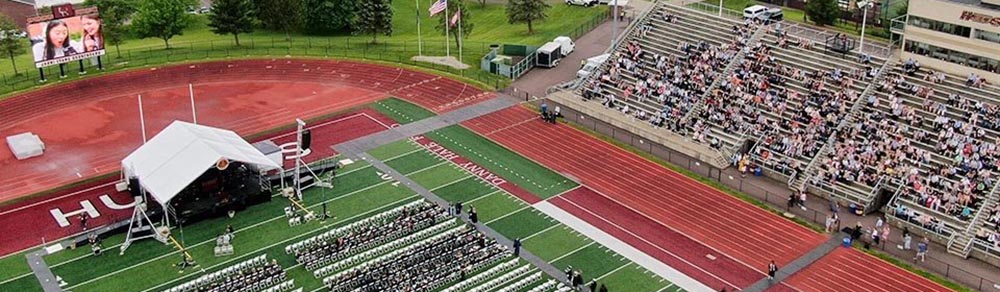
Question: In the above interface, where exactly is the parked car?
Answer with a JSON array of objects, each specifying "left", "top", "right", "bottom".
[
  {"left": 743, "top": 5, "right": 782, "bottom": 23},
  {"left": 566, "top": 0, "right": 598, "bottom": 7}
]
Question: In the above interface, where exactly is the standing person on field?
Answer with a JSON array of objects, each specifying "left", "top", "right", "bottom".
[{"left": 468, "top": 206, "right": 479, "bottom": 224}]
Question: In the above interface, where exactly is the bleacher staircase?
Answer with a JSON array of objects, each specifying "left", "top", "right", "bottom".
[
  {"left": 680, "top": 24, "right": 769, "bottom": 127},
  {"left": 948, "top": 184, "right": 1000, "bottom": 258},
  {"left": 791, "top": 50, "right": 896, "bottom": 206}
]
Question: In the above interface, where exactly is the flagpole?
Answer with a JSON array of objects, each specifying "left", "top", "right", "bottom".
[
  {"left": 445, "top": 1, "right": 450, "bottom": 57},
  {"left": 416, "top": 0, "right": 423, "bottom": 56},
  {"left": 458, "top": 12, "right": 463, "bottom": 62}
]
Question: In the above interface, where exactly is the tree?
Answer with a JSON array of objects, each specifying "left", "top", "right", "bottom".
[
  {"left": 805, "top": 0, "right": 840, "bottom": 26},
  {"left": 208, "top": 0, "right": 255, "bottom": 46},
  {"left": 301, "top": 0, "right": 356, "bottom": 35},
  {"left": 506, "top": 0, "right": 549, "bottom": 34},
  {"left": 435, "top": 0, "right": 473, "bottom": 52},
  {"left": 0, "top": 15, "right": 26, "bottom": 74},
  {"left": 354, "top": 0, "right": 393, "bottom": 43},
  {"left": 84, "top": 0, "right": 137, "bottom": 57},
  {"left": 132, "top": 0, "right": 196, "bottom": 48},
  {"left": 256, "top": 0, "right": 302, "bottom": 41}
]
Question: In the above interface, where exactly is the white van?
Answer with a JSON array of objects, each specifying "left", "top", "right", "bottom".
[
  {"left": 743, "top": 5, "right": 768, "bottom": 19},
  {"left": 553, "top": 36, "right": 575, "bottom": 56}
]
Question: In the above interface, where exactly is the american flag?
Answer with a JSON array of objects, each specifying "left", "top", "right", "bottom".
[
  {"left": 450, "top": 10, "right": 461, "bottom": 27},
  {"left": 429, "top": 0, "right": 447, "bottom": 16}
]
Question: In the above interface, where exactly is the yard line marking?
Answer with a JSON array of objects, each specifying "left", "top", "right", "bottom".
[
  {"left": 595, "top": 263, "right": 633, "bottom": 281},
  {"left": 464, "top": 190, "right": 503, "bottom": 205},
  {"left": 485, "top": 204, "right": 532, "bottom": 224},
  {"left": 426, "top": 175, "right": 475, "bottom": 192},
  {"left": 523, "top": 224, "right": 561, "bottom": 241},
  {"left": 655, "top": 283, "right": 676, "bottom": 292},
  {"left": 138, "top": 195, "right": 421, "bottom": 292},
  {"left": 550, "top": 242, "right": 596, "bottom": 263}
]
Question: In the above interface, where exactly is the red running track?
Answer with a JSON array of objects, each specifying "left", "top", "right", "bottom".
[
  {"left": 779, "top": 247, "right": 950, "bottom": 292},
  {"left": 0, "top": 109, "right": 396, "bottom": 256},
  {"left": 0, "top": 59, "right": 492, "bottom": 203},
  {"left": 551, "top": 187, "right": 758, "bottom": 291},
  {"left": 462, "top": 106, "right": 825, "bottom": 282}
]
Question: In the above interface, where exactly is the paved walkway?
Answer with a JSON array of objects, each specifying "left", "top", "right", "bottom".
[
  {"left": 27, "top": 248, "right": 59, "bottom": 292},
  {"left": 334, "top": 96, "right": 519, "bottom": 156},
  {"left": 743, "top": 232, "right": 845, "bottom": 291},
  {"left": 358, "top": 153, "right": 573, "bottom": 290}
]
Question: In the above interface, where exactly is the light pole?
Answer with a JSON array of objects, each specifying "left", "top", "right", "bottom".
[
  {"left": 857, "top": 0, "right": 873, "bottom": 54},
  {"left": 612, "top": 0, "right": 618, "bottom": 50},
  {"left": 719, "top": 0, "right": 723, "bottom": 17}
]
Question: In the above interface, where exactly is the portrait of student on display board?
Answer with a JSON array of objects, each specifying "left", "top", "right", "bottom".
[
  {"left": 81, "top": 14, "right": 103, "bottom": 52},
  {"left": 31, "top": 19, "right": 82, "bottom": 62}
]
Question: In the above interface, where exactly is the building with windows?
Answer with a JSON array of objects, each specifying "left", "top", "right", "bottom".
[{"left": 902, "top": 0, "right": 1000, "bottom": 80}]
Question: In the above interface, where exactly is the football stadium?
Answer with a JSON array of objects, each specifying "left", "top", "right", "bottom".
[{"left": 0, "top": 0, "right": 999, "bottom": 291}]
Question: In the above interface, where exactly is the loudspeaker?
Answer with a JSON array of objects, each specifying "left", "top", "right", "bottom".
[
  {"left": 301, "top": 129, "right": 312, "bottom": 150},
  {"left": 128, "top": 177, "right": 141, "bottom": 197}
]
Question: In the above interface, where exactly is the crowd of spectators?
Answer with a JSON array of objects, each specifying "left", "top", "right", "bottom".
[
  {"left": 582, "top": 9, "right": 754, "bottom": 135},
  {"left": 580, "top": 2, "right": 1000, "bottom": 251}
]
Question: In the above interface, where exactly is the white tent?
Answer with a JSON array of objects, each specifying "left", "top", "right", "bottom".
[{"left": 121, "top": 121, "right": 280, "bottom": 207}]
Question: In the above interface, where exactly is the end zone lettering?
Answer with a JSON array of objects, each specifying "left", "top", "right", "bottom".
[{"left": 410, "top": 135, "right": 508, "bottom": 187}]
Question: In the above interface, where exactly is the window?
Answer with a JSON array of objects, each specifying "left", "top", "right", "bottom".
[
  {"left": 908, "top": 16, "right": 972, "bottom": 38},
  {"left": 975, "top": 30, "right": 1000, "bottom": 45},
  {"left": 904, "top": 40, "right": 1000, "bottom": 74}
]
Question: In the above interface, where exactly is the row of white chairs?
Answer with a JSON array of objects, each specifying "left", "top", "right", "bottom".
[
  {"left": 285, "top": 201, "right": 426, "bottom": 255},
  {"left": 496, "top": 272, "right": 543, "bottom": 292},
  {"left": 307, "top": 218, "right": 456, "bottom": 273},
  {"left": 165, "top": 254, "right": 268, "bottom": 292},
  {"left": 528, "top": 279, "right": 560, "bottom": 292},
  {"left": 261, "top": 280, "right": 296, "bottom": 292},
  {"left": 301, "top": 215, "right": 447, "bottom": 270},
  {"left": 440, "top": 258, "right": 520, "bottom": 292},
  {"left": 318, "top": 224, "right": 468, "bottom": 280},
  {"left": 467, "top": 265, "right": 533, "bottom": 292},
  {"left": 231, "top": 272, "right": 286, "bottom": 292},
  {"left": 342, "top": 244, "right": 508, "bottom": 292}
]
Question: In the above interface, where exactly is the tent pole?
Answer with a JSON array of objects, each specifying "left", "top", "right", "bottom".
[{"left": 295, "top": 119, "right": 305, "bottom": 201}]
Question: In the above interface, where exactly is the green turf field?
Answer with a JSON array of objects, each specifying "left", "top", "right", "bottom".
[{"left": 372, "top": 98, "right": 579, "bottom": 198}]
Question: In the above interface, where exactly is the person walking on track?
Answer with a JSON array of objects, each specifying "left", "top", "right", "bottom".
[{"left": 767, "top": 260, "right": 778, "bottom": 280}]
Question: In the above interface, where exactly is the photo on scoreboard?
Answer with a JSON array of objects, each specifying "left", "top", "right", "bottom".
[{"left": 26, "top": 5, "right": 105, "bottom": 68}]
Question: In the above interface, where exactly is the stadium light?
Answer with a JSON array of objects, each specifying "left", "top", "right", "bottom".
[{"left": 857, "top": 0, "right": 873, "bottom": 54}]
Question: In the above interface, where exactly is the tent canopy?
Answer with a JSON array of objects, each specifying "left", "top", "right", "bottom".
[{"left": 121, "top": 121, "right": 280, "bottom": 205}]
